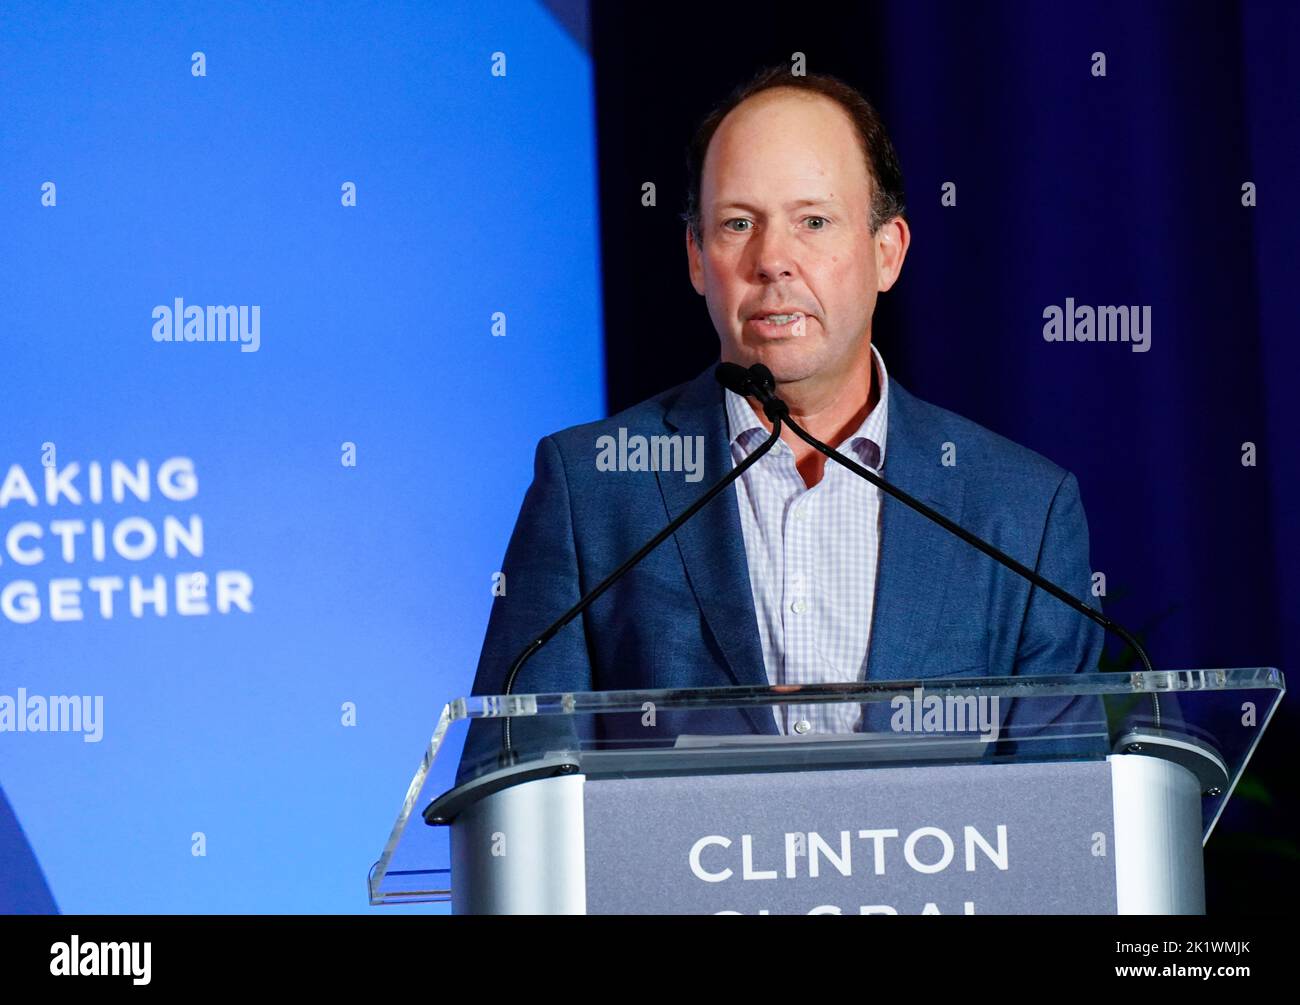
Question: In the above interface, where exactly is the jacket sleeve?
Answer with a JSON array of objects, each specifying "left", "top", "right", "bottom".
[{"left": 455, "top": 435, "right": 594, "bottom": 786}]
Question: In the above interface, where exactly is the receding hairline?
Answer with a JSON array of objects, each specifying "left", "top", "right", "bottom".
[
  {"left": 709, "top": 85, "right": 861, "bottom": 145},
  {"left": 700, "top": 86, "right": 875, "bottom": 206}
]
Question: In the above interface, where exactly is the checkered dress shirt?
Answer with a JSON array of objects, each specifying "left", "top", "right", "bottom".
[{"left": 724, "top": 344, "right": 889, "bottom": 735}]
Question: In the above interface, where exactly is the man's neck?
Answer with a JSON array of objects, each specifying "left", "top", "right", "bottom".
[{"left": 744, "top": 343, "right": 878, "bottom": 489}]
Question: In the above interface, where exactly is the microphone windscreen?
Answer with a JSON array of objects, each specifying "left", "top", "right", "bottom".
[
  {"left": 747, "top": 363, "right": 776, "bottom": 396},
  {"left": 714, "top": 362, "right": 753, "bottom": 395}
]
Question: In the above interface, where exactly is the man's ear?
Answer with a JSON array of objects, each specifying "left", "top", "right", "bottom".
[
  {"left": 686, "top": 224, "right": 705, "bottom": 295},
  {"left": 874, "top": 216, "right": 911, "bottom": 293}
]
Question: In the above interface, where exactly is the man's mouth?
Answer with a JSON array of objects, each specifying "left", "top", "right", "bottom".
[{"left": 748, "top": 312, "right": 808, "bottom": 335}]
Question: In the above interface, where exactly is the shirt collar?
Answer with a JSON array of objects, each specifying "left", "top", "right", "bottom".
[{"left": 724, "top": 342, "right": 889, "bottom": 470}]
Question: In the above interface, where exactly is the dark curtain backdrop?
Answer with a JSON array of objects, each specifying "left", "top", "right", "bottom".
[{"left": 591, "top": 0, "right": 1298, "bottom": 912}]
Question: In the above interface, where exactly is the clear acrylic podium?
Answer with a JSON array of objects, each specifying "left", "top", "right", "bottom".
[{"left": 370, "top": 668, "right": 1284, "bottom": 914}]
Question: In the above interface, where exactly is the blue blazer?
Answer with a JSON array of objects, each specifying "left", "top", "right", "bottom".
[{"left": 458, "top": 365, "right": 1106, "bottom": 781}]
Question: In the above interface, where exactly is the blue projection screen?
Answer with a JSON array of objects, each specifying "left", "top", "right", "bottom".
[{"left": 0, "top": 0, "right": 603, "bottom": 913}]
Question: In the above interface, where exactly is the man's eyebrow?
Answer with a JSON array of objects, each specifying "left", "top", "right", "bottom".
[{"left": 714, "top": 197, "right": 840, "bottom": 213}]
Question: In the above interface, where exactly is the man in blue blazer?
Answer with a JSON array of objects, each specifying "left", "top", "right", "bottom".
[{"left": 457, "top": 67, "right": 1106, "bottom": 781}]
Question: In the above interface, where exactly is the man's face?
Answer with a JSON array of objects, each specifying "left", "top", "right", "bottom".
[{"left": 687, "top": 88, "right": 908, "bottom": 387}]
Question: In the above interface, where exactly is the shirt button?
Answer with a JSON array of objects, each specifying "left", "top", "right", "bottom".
[
  {"left": 791, "top": 599, "right": 807, "bottom": 614},
  {"left": 793, "top": 508, "right": 808, "bottom": 522},
  {"left": 793, "top": 719, "right": 812, "bottom": 734}
]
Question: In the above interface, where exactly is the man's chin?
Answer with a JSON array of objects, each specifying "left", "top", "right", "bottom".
[{"left": 746, "top": 341, "right": 824, "bottom": 385}]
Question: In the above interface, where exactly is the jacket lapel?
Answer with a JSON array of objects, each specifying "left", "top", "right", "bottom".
[
  {"left": 865, "top": 380, "right": 967, "bottom": 684},
  {"left": 657, "top": 367, "right": 776, "bottom": 735}
]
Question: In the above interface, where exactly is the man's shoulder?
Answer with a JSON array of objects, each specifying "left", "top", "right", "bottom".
[
  {"left": 542, "top": 367, "right": 713, "bottom": 456},
  {"left": 891, "top": 381, "right": 1076, "bottom": 501}
]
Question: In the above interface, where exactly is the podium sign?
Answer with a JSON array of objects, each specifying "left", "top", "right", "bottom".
[{"left": 582, "top": 760, "right": 1117, "bottom": 915}]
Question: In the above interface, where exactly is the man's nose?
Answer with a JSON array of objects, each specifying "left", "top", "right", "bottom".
[{"left": 752, "top": 227, "right": 796, "bottom": 281}]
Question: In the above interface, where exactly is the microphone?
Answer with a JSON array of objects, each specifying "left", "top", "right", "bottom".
[
  {"left": 496, "top": 364, "right": 785, "bottom": 765},
  {"left": 741, "top": 362, "right": 1158, "bottom": 689}
]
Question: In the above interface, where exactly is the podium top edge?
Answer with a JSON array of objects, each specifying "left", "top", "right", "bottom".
[{"left": 448, "top": 668, "right": 1283, "bottom": 719}]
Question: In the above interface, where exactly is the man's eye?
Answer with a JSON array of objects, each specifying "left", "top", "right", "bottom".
[
  {"left": 723, "top": 219, "right": 751, "bottom": 233},
  {"left": 805, "top": 216, "right": 828, "bottom": 229}
]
